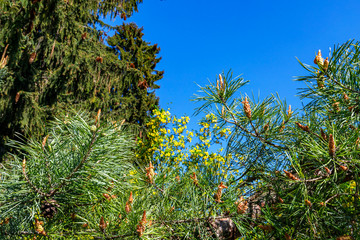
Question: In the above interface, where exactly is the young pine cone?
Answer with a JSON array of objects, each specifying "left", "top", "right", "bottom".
[
  {"left": 41, "top": 199, "right": 60, "bottom": 219},
  {"left": 242, "top": 97, "right": 251, "bottom": 119},
  {"left": 283, "top": 170, "right": 299, "bottom": 181}
]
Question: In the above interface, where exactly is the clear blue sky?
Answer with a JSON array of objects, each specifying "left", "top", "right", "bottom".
[{"left": 110, "top": 0, "right": 360, "bottom": 124}]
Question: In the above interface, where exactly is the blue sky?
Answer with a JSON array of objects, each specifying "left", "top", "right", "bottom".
[{"left": 110, "top": 0, "right": 360, "bottom": 125}]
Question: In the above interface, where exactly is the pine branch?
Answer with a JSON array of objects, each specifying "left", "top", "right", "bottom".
[
  {"left": 221, "top": 99, "right": 287, "bottom": 150},
  {"left": 158, "top": 214, "right": 235, "bottom": 224},
  {"left": 47, "top": 130, "right": 98, "bottom": 197},
  {"left": 22, "top": 158, "right": 47, "bottom": 197}
]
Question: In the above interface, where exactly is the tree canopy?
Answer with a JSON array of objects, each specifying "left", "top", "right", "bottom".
[{"left": 0, "top": 0, "right": 163, "bottom": 158}]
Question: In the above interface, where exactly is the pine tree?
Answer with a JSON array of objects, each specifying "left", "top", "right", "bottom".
[
  {"left": 0, "top": 0, "right": 162, "bottom": 159},
  {"left": 193, "top": 40, "right": 360, "bottom": 239},
  {"left": 0, "top": 113, "right": 140, "bottom": 239}
]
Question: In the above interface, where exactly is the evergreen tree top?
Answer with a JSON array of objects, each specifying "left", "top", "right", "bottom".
[{"left": 0, "top": 0, "right": 163, "bottom": 159}]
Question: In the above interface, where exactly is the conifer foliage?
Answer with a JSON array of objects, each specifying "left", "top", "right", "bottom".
[
  {"left": 193, "top": 40, "right": 360, "bottom": 239},
  {"left": 1, "top": 41, "right": 360, "bottom": 239},
  {"left": 107, "top": 22, "right": 164, "bottom": 128},
  {"left": 0, "top": 0, "right": 163, "bottom": 158},
  {"left": 0, "top": 113, "right": 139, "bottom": 239}
]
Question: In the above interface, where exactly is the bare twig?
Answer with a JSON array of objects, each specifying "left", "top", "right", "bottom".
[
  {"left": 93, "top": 233, "right": 133, "bottom": 239},
  {"left": 325, "top": 193, "right": 341, "bottom": 205},
  {"left": 303, "top": 176, "right": 326, "bottom": 182},
  {"left": 158, "top": 214, "right": 236, "bottom": 224}
]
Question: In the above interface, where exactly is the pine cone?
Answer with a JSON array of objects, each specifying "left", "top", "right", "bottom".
[{"left": 41, "top": 199, "right": 60, "bottom": 218}]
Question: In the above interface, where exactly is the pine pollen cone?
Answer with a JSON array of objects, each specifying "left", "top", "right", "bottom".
[
  {"left": 214, "top": 182, "right": 227, "bottom": 203},
  {"left": 136, "top": 211, "right": 147, "bottom": 237},
  {"left": 305, "top": 199, "right": 312, "bottom": 207},
  {"left": 295, "top": 122, "right": 310, "bottom": 132},
  {"left": 323, "top": 57, "right": 329, "bottom": 71},
  {"left": 287, "top": 105, "right": 293, "bottom": 118},
  {"left": 146, "top": 161, "right": 156, "bottom": 184},
  {"left": 328, "top": 134, "right": 336, "bottom": 157},
  {"left": 95, "top": 109, "right": 101, "bottom": 125},
  {"left": 0, "top": 217, "right": 10, "bottom": 225},
  {"left": 125, "top": 202, "right": 131, "bottom": 213},
  {"left": 217, "top": 74, "right": 224, "bottom": 92},
  {"left": 283, "top": 170, "right": 299, "bottom": 181},
  {"left": 128, "top": 192, "right": 133, "bottom": 203},
  {"left": 336, "top": 236, "right": 355, "bottom": 240},
  {"left": 279, "top": 122, "right": 285, "bottom": 132},
  {"left": 190, "top": 172, "right": 198, "bottom": 186},
  {"left": 141, "top": 210, "right": 147, "bottom": 224},
  {"left": 22, "top": 158, "right": 26, "bottom": 173},
  {"left": 314, "top": 50, "right": 324, "bottom": 66},
  {"left": 42, "top": 135, "right": 49, "bottom": 151},
  {"left": 99, "top": 216, "right": 107, "bottom": 231},
  {"left": 35, "top": 218, "right": 46, "bottom": 236},
  {"left": 221, "top": 105, "right": 225, "bottom": 116},
  {"left": 235, "top": 196, "right": 248, "bottom": 214},
  {"left": 103, "top": 193, "right": 112, "bottom": 201},
  {"left": 339, "top": 165, "right": 348, "bottom": 171},
  {"left": 242, "top": 97, "right": 251, "bottom": 119},
  {"left": 320, "top": 128, "right": 327, "bottom": 141},
  {"left": 324, "top": 167, "right": 331, "bottom": 175},
  {"left": 0, "top": 44, "right": 9, "bottom": 69},
  {"left": 15, "top": 92, "right": 21, "bottom": 103}
]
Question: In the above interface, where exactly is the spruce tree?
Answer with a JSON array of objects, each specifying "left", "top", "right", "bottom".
[
  {"left": 0, "top": 0, "right": 163, "bottom": 159},
  {"left": 107, "top": 22, "right": 164, "bottom": 130}
]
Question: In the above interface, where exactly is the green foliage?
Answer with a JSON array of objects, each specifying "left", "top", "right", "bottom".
[
  {"left": 0, "top": 113, "right": 139, "bottom": 239},
  {"left": 194, "top": 40, "right": 360, "bottom": 239},
  {"left": 0, "top": 0, "right": 162, "bottom": 159},
  {"left": 107, "top": 22, "right": 164, "bottom": 127},
  {"left": 0, "top": 112, "right": 247, "bottom": 239}
]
